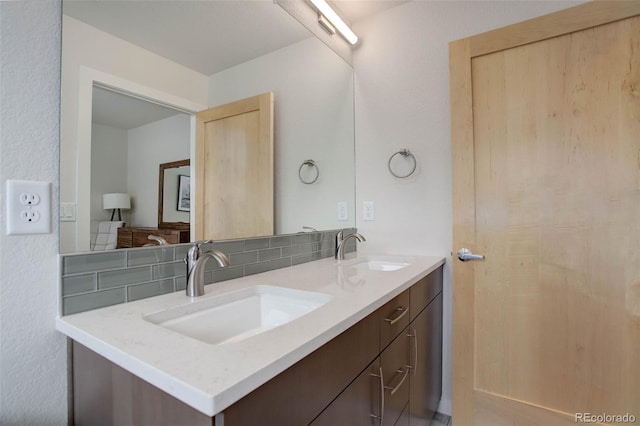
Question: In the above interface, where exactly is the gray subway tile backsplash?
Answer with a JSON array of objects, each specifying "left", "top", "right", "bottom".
[
  {"left": 244, "top": 237, "right": 270, "bottom": 251},
  {"left": 269, "top": 235, "right": 292, "bottom": 248},
  {"left": 258, "top": 248, "right": 281, "bottom": 262},
  {"left": 213, "top": 265, "right": 244, "bottom": 282},
  {"left": 152, "top": 261, "right": 186, "bottom": 280},
  {"left": 282, "top": 242, "right": 314, "bottom": 257},
  {"left": 128, "top": 247, "right": 175, "bottom": 267},
  {"left": 244, "top": 260, "right": 272, "bottom": 277},
  {"left": 214, "top": 240, "right": 245, "bottom": 254},
  {"left": 62, "top": 274, "right": 96, "bottom": 296},
  {"left": 63, "top": 287, "right": 127, "bottom": 315},
  {"left": 98, "top": 266, "right": 151, "bottom": 289},
  {"left": 127, "top": 279, "right": 175, "bottom": 302},
  {"left": 63, "top": 251, "right": 126, "bottom": 275},
  {"left": 229, "top": 251, "right": 258, "bottom": 266},
  {"left": 61, "top": 228, "right": 355, "bottom": 315}
]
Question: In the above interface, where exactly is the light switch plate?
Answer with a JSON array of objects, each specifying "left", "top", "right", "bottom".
[
  {"left": 60, "top": 202, "right": 76, "bottom": 222},
  {"left": 337, "top": 202, "right": 348, "bottom": 221},
  {"left": 363, "top": 201, "right": 374, "bottom": 221},
  {"left": 7, "top": 180, "right": 51, "bottom": 235}
]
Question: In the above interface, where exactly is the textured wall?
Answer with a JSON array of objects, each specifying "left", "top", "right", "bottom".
[
  {"left": 0, "top": 0, "right": 68, "bottom": 424},
  {"left": 352, "top": 0, "right": 584, "bottom": 414}
]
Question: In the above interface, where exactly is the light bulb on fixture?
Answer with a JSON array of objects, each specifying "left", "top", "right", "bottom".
[{"left": 308, "top": 0, "right": 358, "bottom": 45}]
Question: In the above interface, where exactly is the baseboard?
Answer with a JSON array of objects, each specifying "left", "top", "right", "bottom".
[{"left": 437, "top": 398, "right": 452, "bottom": 416}]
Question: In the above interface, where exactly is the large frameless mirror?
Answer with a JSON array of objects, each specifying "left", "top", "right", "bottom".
[{"left": 59, "top": 0, "right": 355, "bottom": 253}]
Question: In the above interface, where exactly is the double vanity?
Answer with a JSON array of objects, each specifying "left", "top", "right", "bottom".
[{"left": 56, "top": 250, "right": 444, "bottom": 425}]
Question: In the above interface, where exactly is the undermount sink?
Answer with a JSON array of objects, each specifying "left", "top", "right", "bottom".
[
  {"left": 342, "top": 256, "right": 414, "bottom": 272},
  {"left": 144, "top": 285, "right": 331, "bottom": 345}
]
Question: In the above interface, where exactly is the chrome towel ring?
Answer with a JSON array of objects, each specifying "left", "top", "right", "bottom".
[
  {"left": 388, "top": 149, "right": 417, "bottom": 178},
  {"left": 299, "top": 159, "right": 320, "bottom": 184}
]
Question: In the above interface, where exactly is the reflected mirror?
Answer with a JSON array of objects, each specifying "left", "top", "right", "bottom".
[
  {"left": 158, "top": 160, "right": 190, "bottom": 230},
  {"left": 60, "top": 0, "right": 356, "bottom": 253}
]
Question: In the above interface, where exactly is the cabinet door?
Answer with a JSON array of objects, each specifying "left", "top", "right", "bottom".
[
  {"left": 222, "top": 312, "right": 379, "bottom": 425},
  {"left": 408, "top": 292, "right": 443, "bottom": 425},
  {"left": 395, "top": 403, "right": 410, "bottom": 426},
  {"left": 310, "top": 359, "right": 381, "bottom": 426}
]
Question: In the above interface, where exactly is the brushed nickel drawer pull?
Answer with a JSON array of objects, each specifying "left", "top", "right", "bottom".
[
  {"left": 369, "top": 367, "right": 384, "bottom": 425},
  {"left": 407, "top": 329, "right": 418, "bottom": 376},
  {"left": 384, "top": 367, "right": 409, "bottom": 396},
  {"left": 384, "top": 307, "right": 408, "bottom": 326}
]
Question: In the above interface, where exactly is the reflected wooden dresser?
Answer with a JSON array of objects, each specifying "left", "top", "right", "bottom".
[{"left": 117, "top": 227, "right": 190, "bottom": 248}]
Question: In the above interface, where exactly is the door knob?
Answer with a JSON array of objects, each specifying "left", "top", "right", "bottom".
[{"left": 457, "top": 248, "right": 485, "bottom": 262}]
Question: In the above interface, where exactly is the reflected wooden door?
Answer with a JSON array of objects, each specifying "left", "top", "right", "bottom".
[
  {"left": 195, "top": 92, "right": 273, "bottom": 240},
  {"left": 450, "top": 3, "right": 640, "bottom": 425}
]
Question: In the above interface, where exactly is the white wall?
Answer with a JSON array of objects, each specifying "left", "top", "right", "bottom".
[
  {"left": 127, "top": 113, "right": 191, "bottom": 228},
  {"left": 90, "top": 123, "right": 129, "bottom": 245},
  {"left": 0, "top": 0, "right": 67, "bottom": 424},
  {"left": 60, "top": 15, "right": 208, "bottom": 252},
  {"left": 352, "top": 0, "right": 584, "bottom": 415},
  {"left": 209, "top": 37, "right": 355, "bottom": 234}
]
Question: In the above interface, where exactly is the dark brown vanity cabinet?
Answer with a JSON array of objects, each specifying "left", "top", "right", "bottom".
[
  {"left": 309, "top": 266, "right": 443, "bottom": 426},
  {"left": 225, "top": 265, "right": 443, "bottom": 426},
  {"left": 71, "top": 266, "right": 444, "bottom": 426}
]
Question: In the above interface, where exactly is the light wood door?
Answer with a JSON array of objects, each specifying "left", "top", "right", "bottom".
[
  {"left": 450, "top": 2, "right": 640, "bottom": 425},
  {"left": 195, "top": 92, "right": 273, "bottom": 240}
]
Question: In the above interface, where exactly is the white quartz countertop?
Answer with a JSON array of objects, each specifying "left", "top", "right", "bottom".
[{"left": 56, "top": 252, "right": 445, "bottom": 417}]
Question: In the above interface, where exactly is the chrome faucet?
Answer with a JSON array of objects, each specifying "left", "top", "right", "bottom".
[
  {"left": 335, "top": 230, "right": 366, "bottom": 260},
  {"left": 147, "top": 235, "right": 168, "bottom": 245},
  {"left": 184, "top": 241, "right": 230, "bottom": 297}
]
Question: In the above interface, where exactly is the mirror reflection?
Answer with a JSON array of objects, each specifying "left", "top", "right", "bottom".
[
  {"left": 60, "top": 0, "right": 356, "bottom": 254},
  {"left": 158, "top": 159, "right": 190, "bottom": 230}
]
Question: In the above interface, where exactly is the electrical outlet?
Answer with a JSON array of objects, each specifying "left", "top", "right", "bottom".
[
  {"left": 20, "top": 192, "right": 40, "bottom": 206},
  {"left": 7, "top": 180, "right": 51, "bottom": 235},
  {"left": 20, "top": 210, "right": 41, "bottom": 223},
  {"left": 363, "top": 201, "right": 375, "bottom": 221},
  {"left": 337, "top": 202, "right": 348, "bottom": 221}
]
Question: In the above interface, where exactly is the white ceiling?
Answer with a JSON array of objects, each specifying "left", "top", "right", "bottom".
[
  {"left": 64, "top": 1, "right": 313, "bottom": 76},
  {"left": 332, "top": 0, "right": 408, "bottom": 24},
  {"left": 92, "top": 86, "right": 186, "bottom": 129},
  {"left": 66, "top": 0, "right": 408, "bottom": 130}
]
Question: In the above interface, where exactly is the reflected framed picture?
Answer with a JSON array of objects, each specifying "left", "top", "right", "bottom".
[{"left": 177, "top": 175, "right": 190, "bottom": 212}]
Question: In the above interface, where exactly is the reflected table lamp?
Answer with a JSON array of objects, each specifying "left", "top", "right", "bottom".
[{"left": 103, "top": 193, "right": 130, "bottom": 221}]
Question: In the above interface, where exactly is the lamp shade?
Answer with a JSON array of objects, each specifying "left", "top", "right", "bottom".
[{"left": 103, "top": 193, "right": 130, "bottom": 210}]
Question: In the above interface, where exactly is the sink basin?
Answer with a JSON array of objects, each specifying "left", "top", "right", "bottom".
[
  {"left": 342, "top": 256, "right": 413, "bottom": 272},
  {"left": 144, "top": 285, "right": 331, "bottom": 345}
]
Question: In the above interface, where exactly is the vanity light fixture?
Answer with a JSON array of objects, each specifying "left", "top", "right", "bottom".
[
  {"left": 318, "top": 14, "right": 336, "bottom": 35},
  {"left": 103, "top": 193, "right": 130, "bottom": 221},
  {"left": 308, "top": 0, "right": 358, "bottom": 45}
]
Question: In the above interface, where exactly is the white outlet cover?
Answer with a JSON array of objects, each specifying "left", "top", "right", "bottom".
[{"left": 7, "top": 180, "right": 51, "bottom": 235}]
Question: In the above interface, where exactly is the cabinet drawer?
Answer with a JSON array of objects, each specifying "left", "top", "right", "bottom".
[
  {"left": 379, "top": 289, "right": 410, "bottom": 351},
  {"left": 310, "top": 358, "right": 381, "bottom": 426},
  {"left": 380, "top": 326, "right": 410, "bottom": 426},
  {"left": 409, "top": 266, "right": 443, "bottom": 321}
]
